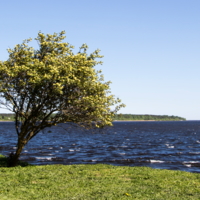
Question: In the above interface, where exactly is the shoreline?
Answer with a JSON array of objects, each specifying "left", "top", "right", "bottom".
[
  {"left": 0, "top": 120, "right": 188, "bottom": 122},
  {"left": 113, "top": 120, "right": 187, "bottom": 122},
  {"left": 113, "top": 120, "right": 156, "bottom": 121},
  {"left": 0, "top": 120, "right": 14, "bottom": 122}
]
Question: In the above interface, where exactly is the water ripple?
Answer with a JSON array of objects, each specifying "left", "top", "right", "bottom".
[{"left": 1, "top": 121, "right": 200, "bottom": 173}]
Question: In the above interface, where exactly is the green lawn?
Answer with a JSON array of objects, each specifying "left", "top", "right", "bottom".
[{"left": 0, "top": 154, "right": 200, "bottom": 199}]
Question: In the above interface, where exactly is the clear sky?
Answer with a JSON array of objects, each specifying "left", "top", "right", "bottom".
[{"left": 0, "top": 0, "right": 200, "bottom": 120}]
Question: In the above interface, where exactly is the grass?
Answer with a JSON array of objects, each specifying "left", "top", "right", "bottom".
[{"left": 0, "top": 154, "right": 200, "bottom": 199}]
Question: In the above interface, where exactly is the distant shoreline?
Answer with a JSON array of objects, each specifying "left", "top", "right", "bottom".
[
  {"left": 0, "top": 120, "right": 189, "bottom": 122},
  {"left": 113, "top": 120, "right": 187, "bottom": 122},
  {"left": 0, "top": 120, "right": 14, "bottom": 122},
  {"left": 0, "top": 114, "right": 186, "bottom": 122},
  {"left": 114, "top": 120, "right": 156, "bottom": 121}
]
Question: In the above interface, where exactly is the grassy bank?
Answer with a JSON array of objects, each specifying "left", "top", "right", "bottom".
[{"left": 0, "top": 155, "right": 200, "bottom": 199}]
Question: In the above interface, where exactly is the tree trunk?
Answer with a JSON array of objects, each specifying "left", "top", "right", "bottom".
[{"left": 8, "top": 139, "right": 25, "bottom": 167}]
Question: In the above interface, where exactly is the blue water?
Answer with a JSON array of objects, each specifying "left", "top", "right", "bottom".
[{"left": 0, "top": 121, "right": 200, "bottom": 173}]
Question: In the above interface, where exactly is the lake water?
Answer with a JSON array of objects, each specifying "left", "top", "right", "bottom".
[{"left": 0, "top": 121, "right": 200, "bottom": 173}]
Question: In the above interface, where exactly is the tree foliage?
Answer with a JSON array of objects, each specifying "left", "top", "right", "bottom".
[{"left": 0, "top": 31, "right": 125, "bottom": 166}]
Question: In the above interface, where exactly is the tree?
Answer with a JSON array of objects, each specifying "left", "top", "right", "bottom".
[{"left": 0, "top": 31, "right": 125, "bottom": 167}]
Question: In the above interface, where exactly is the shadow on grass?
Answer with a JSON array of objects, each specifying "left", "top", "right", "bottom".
[{"left": 0, "top": 155, "right": 32, "bottom": 167}]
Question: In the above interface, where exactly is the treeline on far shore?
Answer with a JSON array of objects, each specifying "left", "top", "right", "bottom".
[
  {"left": 113, "top": 114, "right": 186, "bottom": 121},
  {"left": 0, "top": 113, "right": 186, "bottom": 121},
  {"left": 0, "top": 113, "right": 15, "bottom": 120}
]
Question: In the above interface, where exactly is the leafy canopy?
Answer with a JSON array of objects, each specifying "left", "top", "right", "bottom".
[{"left": 0, "top": 31, "right": 125, "bottom": 135}]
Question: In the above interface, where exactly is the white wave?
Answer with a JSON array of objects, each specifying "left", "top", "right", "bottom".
[
  {"left": 183, "top": 161, "right": 200, "bottom": 164},
  {"left": 150, "top": 160, "right": 165, "bottom": 163},
  {"left": 165, "top": 144, "right": 174, "bottom": 148},
  {"left": 48, "top": 147, "right": 53, "bottom": 149},
  {"left": 36, "top": 157, "right": 54, "bottom": 160},
  {"left": 92, "top": 160, "right": 97, "bottom": 162},
  {"left": 119, "top": 153, "right": 126, "bottom": 155},
  {"left": 189, "top": 152, "right": 200, "bottom": 154},
  {"left": 184, "top": 164, "right": 191, "bottom": 168},
  {"left": 35, "top": 157, "right": 45, "bottom": 160},
  {"left": 68, "top": 149, "right": 74, "bottom": 152}
]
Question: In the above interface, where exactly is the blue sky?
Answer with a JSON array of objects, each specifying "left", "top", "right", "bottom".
[{"left": 0, "top": 0, "right": 200, "bottom": 120}]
